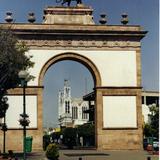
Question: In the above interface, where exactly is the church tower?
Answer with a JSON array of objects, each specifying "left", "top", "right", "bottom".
[
  {"left": 58, "top": 80, "right": 89, "bottom": 127},
  {"left": 58, "top": 80, "right": 72, "bottom": 127}
]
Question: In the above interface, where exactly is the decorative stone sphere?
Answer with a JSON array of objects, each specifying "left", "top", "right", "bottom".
[
  {"left": 121, "top": 13, "right": 129, "bottom": 25},
  {"left": 28, "top": 12, "right": 36, "bottom": 23},
  {"left": 5, "top": 11, "right": 13, "bottom": 23},
  {"left": 99, "top": 13, "right": 107, "bottom": 25}
]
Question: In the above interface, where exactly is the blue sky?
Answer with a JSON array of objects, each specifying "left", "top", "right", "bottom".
[
  {"left": 43, "top": 61, "right": 94, "bottom": 128},
  {"left": 0, "top": 0, "right": 158, "bottom": 127}
]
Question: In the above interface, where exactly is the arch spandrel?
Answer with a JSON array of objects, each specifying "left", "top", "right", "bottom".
[{"left": 38, "top": 52, "right": 102, "bottom": 87}]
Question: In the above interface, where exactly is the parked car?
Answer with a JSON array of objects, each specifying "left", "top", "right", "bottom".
[
  {"left": 153, "top": 140, "right": 159, "bottom": 151},
  {"left": 143, "top": 137, "right": 159, "bottom": 151}
]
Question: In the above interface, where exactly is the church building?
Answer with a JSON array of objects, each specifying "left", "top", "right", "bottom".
[{"left": 58, "top": 80, "right": 89, "bottom": 127}]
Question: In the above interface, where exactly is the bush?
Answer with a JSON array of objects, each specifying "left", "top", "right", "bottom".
[
  {"left": 46, "top": 143, "right": 59, "bottom": 160},
  {"left": 77, "top": 123, "right": 95, "bottom": 146},
  {"left": 77, "top": 123, "right": 95, "bottom": 137},
  {"left": 62, "top": 127, "right": 76, "bottom": 148},
  {"left": 43, "top": 135, "right": 50, "bottom": 151}
]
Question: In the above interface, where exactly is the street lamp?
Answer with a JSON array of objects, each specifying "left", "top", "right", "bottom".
[
  {"left": 0, "top": 97, "right": 9, "bottom": 154},
  {"left": 0, "top": 118, "right": 2, "bottom": 126},
  {"left": 18, "top": 70, "right": 30, "bottom": 160},
  {"left": 1, "top": 115, "right": 7, "bottom": 154}
]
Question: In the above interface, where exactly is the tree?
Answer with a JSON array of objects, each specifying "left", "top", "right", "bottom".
[
  {"left": 143, "top": 123, "right": 153, "bottom": 137},
  {"left": 77, "top": 123, "right": 95, "bottom": 137},
  {"left": 148, "top": 104, "right": 159, "bottom": 138},
  {"left": 62, "top": 127, "right": 76, "bottom": 148},
  {"left": 143, "top": 104, "right": 159, "bottom": 138},
  {"left": 77, "top": 123, "right": 95, "bottom": 146},
  {"left": 0, "top": 28, "right": 34, "bottom": 118}
]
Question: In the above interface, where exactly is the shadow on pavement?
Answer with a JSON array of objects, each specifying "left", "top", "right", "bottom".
[{"left": 64, "top": 153, "right": 110, "bottom": 157}]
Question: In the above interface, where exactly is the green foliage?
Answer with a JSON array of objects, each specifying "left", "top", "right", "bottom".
[
  {"left": 46, "top": 143, "right": 59, "bottom": 160},
  {"left": 0, "top": 96, "right": 8, "bottom": 118},
  {"left": 62, "top": 127, "right": 76, "bottom": 148},
  {"left": 143, "top": 104, "right": 159, "bottom": 138},
  {"left": 0, "top": 29, "right": 34, "bottom": 90},
  {"left": 77, "top": 123, "right": 95, "bottom": 146},
  {"left": 43, "top": 134, "right": 50, "bottom": 151},
  {"left": 148, "top": 104, "right": 159, "bottom": 138},
  {"left": 0, "top": 28, "right": 34, "bottom": 118},
  {"left": 143, "top": 123, "right": 153, "bottom": 137},
  {"left": 63, "top": 127, "right": 76, "bottom": 138},
  {"left": 77, "top": 123, "right": 95, "bottom": 137}
]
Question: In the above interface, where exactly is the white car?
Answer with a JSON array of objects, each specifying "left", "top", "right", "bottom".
[{"left": 153, "top": 141, "right": 159, "bottom": 148}]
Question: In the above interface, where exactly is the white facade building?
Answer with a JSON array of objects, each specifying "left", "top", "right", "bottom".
[
  {"left": 142, "top": 91, "right": 159, "bottom": 123},
  {"left": 58, "top": 80, "right": 89, "bottom": 127}
]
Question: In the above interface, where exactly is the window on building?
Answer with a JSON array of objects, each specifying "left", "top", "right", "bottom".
[
  {"left": 65, "top": 101, "right": 70, "bottom": 113},
  {"left": 65, "top": 101, "right": 68, "bottom": 113},
  {"left": 82, "top": 106, "right": 88, "bottom": 119},
  {"left": 67, "top": 101, "right": 70, "bottom": 113},
  {"left": 72, "top": 106, "right": 78, "bottom": 119},
  {"left": 142, "top": 96, "right": 144, "bottom": 104}
]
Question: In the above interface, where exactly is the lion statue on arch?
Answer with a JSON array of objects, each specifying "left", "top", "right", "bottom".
[{"left": 56, "top": 0, "right": 82, "bottom": 6}]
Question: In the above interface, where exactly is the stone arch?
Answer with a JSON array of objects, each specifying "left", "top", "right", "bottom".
[
  {"left": 38, "top": 52, "right": 101, "bottom": 148},
  {"left": 38, "top": 52, "right": 102, "bottom": 87}
]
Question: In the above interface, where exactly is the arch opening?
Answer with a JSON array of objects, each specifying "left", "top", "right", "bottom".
[
  {"left": 40, "top": 52, "right": 101, "bottom": 149},
  {"left": 39, "top": 52, "right": 101, "bottom": 87}
]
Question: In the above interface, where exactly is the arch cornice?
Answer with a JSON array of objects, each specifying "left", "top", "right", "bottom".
[{"left": 38, "top": 52, "right": 102, "bottom": 87}]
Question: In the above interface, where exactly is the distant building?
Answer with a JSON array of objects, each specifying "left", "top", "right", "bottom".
[
  {"left": 142, "top": 91, "right": 159, "bottom": 123},
  {"left": 58, "top": 80, "right": 89, "bottom": 127},
  {"left": 83, "top": 92, "right": 95, "bottom": 124}
]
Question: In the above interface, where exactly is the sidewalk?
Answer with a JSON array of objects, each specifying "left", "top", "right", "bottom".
[{"left": 12, "top": 150, "right": 159, "bottom": 160}]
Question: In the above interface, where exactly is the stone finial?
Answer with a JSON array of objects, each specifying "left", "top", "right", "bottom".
[
  {"left": 5, "top": 11, "right": 13, "bottom": 23},
  {"left": 99, "top": 13, "right": 107, "bottom": 25},
  {"left": 28, "top": 12, "right": 36, "bottom": 23},
  {"left": 121, "top": 13, "right": 129, "bottom": 25}
]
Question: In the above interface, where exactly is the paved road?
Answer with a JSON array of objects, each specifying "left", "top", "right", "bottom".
[
  {"left": 22, "top": 150, "right": 159, "bottom": 160},
  {"left": 1, "top": 150, "right": 158, "bottom": 160}
]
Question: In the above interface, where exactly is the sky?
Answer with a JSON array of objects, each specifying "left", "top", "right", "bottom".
[
  {"left": 43, "top": 61, "right": 94, "bottom": 128},
  {"left": 0, "top": 0, "right": 159, "bottom": 128}
]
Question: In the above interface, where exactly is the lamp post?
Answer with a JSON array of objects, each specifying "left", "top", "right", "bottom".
[
  {"left": 0, "top": 118, "right": 2, "bottom": 126},
  {"left": 0, "top": 97, "right": 8, "bottom": 155},
  {"left": 18, "top": 70, "right": 30, "bottom": 160},
  {"left": 2, "top": 114, "right": 7, "bottom": 154}
]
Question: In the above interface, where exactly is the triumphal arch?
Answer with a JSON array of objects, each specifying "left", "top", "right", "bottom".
[{"left": 0, "top": 3, "right": 147, "bottom": 151}]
